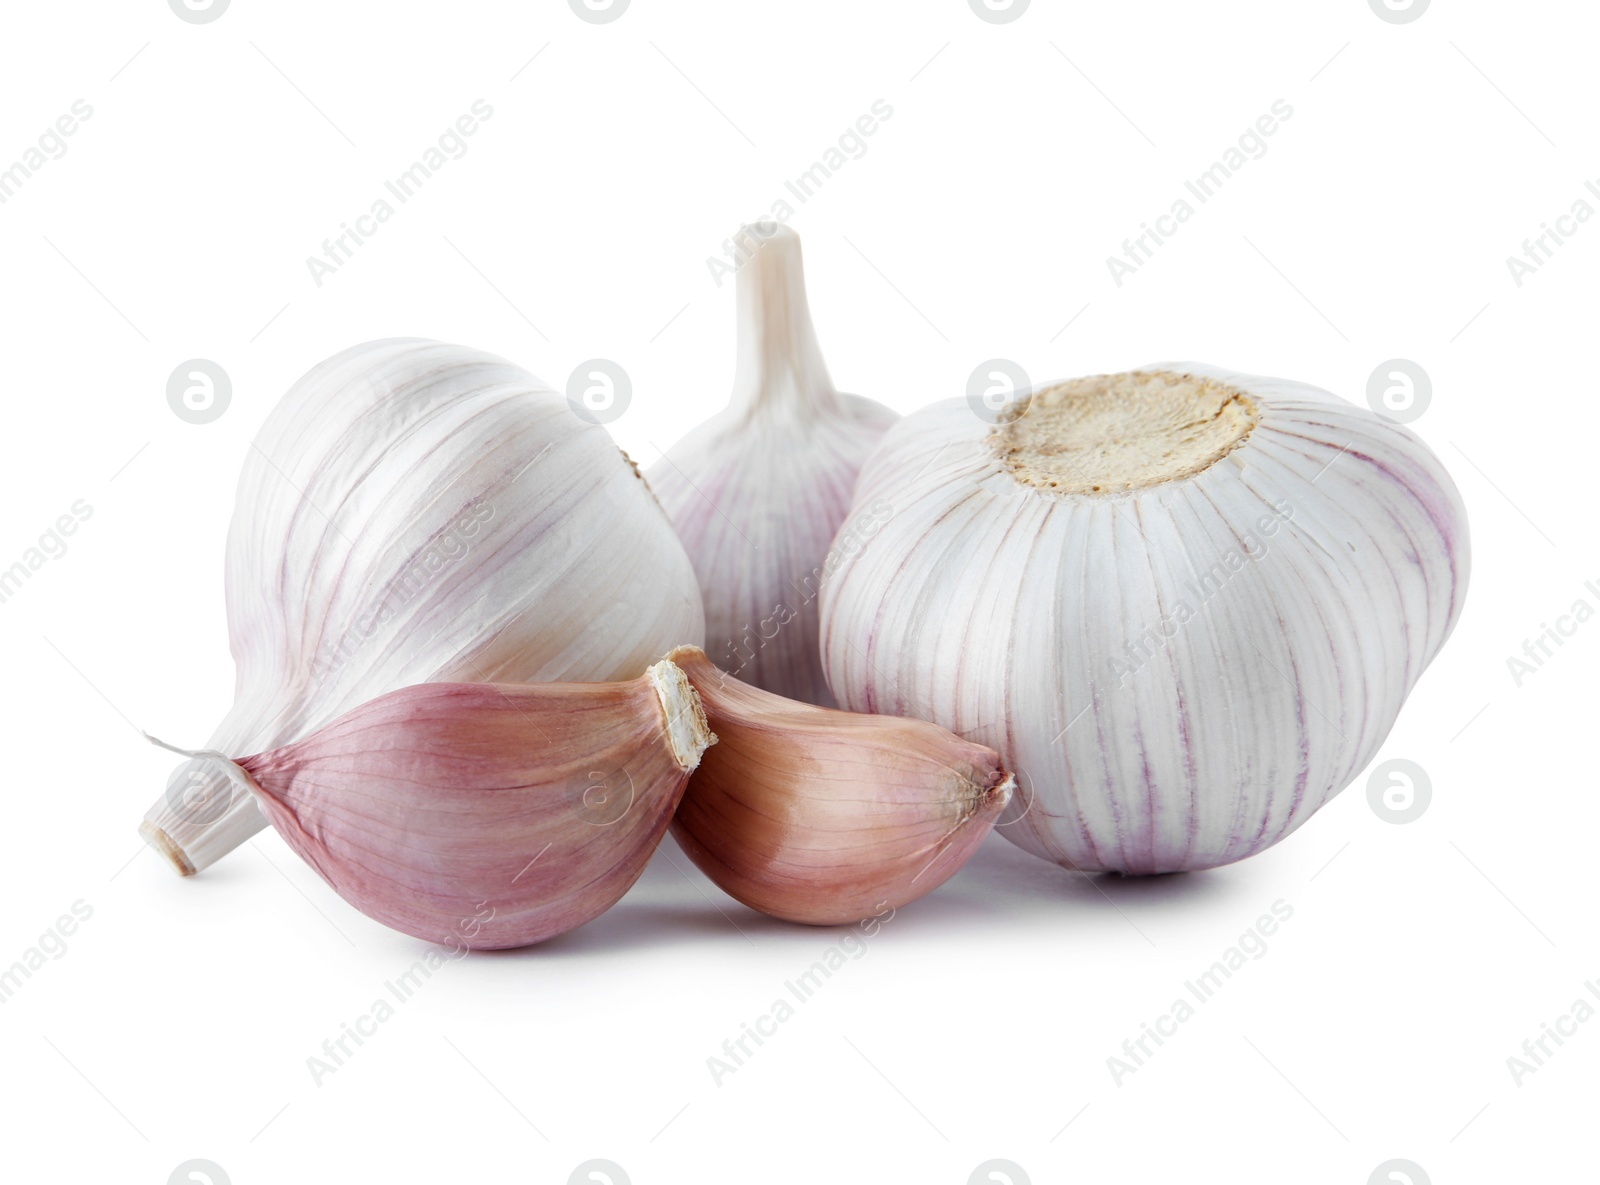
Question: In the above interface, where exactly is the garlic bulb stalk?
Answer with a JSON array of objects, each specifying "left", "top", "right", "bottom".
[
  {"left": 666, "top": 646, "right": 1012, "bottom": 924},
  {"left": 168, "top": 660, "right": 713, "bottom": 949},
  {"left": 648, "top": 225, "right": 898, "bottom": 706},
  {"left": 820, "top": 366, "right": 1469, "bottom": 874},
  {"left": 141, "top": 339, "right": 704, "bottom": 876}
]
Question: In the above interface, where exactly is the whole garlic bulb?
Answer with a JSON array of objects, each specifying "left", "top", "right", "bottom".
[
  {"left": 820, "top": 366, "right": 1469, "bottom": 874},
  {"left": 648, "top": 224, "right": 897, "bottom": 706},
  {"left": 141, "top": 339, "right": 704, "bottom": 875}
]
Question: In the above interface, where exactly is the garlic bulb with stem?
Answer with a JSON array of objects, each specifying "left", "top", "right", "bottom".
[
  {"left": 665, "top": 645, "right": 1013, "bottom": 924},
  {"left": 148, "top": 658, "right": 713, "bottom": 949},
  {"left": 647, "top": 224, "right": 897, "bottom": 706},
  {"left": 820, "top": 366, "right": 1469, "bottom": 874},
  {"left": 141, "top": 339, "right": 704, "bottom": 876}
]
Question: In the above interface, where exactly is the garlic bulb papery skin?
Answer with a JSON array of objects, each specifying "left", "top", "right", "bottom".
[
  {"left": 647, "top": 225, "right": 898, "bottom": 707},
  {"left": 666, "top": 646, "right": 1012, "bottom": 924},
  {"left": 820, "top": 366, "right": 1469, "bottom": 875},
  {"left": 228, "top": 659, "right": 712, "bottom": 949},
  {"left": 141, "top": 339, "right": 704, "bottom": 876}
]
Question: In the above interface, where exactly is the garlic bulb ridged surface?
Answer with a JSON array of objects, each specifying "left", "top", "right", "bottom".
[
  {"left": 141, "top": 339, "right": 704, "bottom": 876},
  {"left": 666, "top": 646, "right": 1012, "bottom": 924},
  {"left": 648, "top": 225, "right": 897, "bottom": 706},
  {"left": 226, "top": 660, "right": 712, "bottom": 949},
  {"left": 820, "top": 366, "right": 1469, "bottom": 874}
]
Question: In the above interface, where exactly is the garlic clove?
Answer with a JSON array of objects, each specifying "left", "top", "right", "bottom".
[
  {"left": 207, "top": 659, "right": 713, "bottom": 949},
  {"left": 142, "top": 339, "right": 704, "bottom": 876},
  {"left": 665, "top": 645, "right": 1012, "bottom": 925},
  {"left": 820, "top": 367, "right": 1469, "bottom": 874},
  {"left": 648, "top": 225, "right": 898, "bottom": 707}
]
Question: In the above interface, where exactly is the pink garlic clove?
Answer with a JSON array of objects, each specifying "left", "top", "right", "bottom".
[
  {"left": 225, "top": 659, "right": 712, "bottom": 950},
  {"left": 665, "top": 646, "right": 1013, "bottom": 925}
]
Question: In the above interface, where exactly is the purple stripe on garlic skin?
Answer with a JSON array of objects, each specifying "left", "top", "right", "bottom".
[
  {"left": 140, "top": 339, "right": 704, "bottom": 877},
  {"left": 819, "top": 365, "right": 1470, "bottom": 875},
  {"left": 647, "top": 224, "right": 897, "bottom": 707}
]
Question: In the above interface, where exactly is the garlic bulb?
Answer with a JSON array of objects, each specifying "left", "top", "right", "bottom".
[
  {"left": 647, "top": 224, "right": 897, "bottom": 706},
  {"left": 666, "top": 646, "right": 1012, "bottom": 923},
  {"left": 157, "top": 660, "right": 712, "bottom": 949},
  {"left": 141, "top": 339, "right": 704, "bottom": 876},
  {"left": 820, "top": 366, "right": 1469, "bottom": 874}
]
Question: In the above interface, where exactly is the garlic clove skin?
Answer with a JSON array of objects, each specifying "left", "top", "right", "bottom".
[
  {"left": 665, "top": 646, "right": 1013, "bottom": 925},
  {"left": 648, "top": 226, "right": 898, "bottom": 707},
  {"left": 142, "top": 339, "right": 704, "bottom": 876},
  {"left": 232, "top": 659, "right": 713, "bottom": 950},
  {"left": 820, "top": 366, "right": 1469, "bottom": 875}
]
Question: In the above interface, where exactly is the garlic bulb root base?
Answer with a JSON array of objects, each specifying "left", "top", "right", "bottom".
[
  {"left": 139, "top": 774, "right": 269, "bottom": 877},
  {"left": 137, "top": 821, "right": 195, "bottom": 877},
  {"left": 998, "top": 370, "right": 1259, "bottom": 495}
]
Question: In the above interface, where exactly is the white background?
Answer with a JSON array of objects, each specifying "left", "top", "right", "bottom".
[{"left": 0, "top": 1, "right": 1593, "bottom": 1182}]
